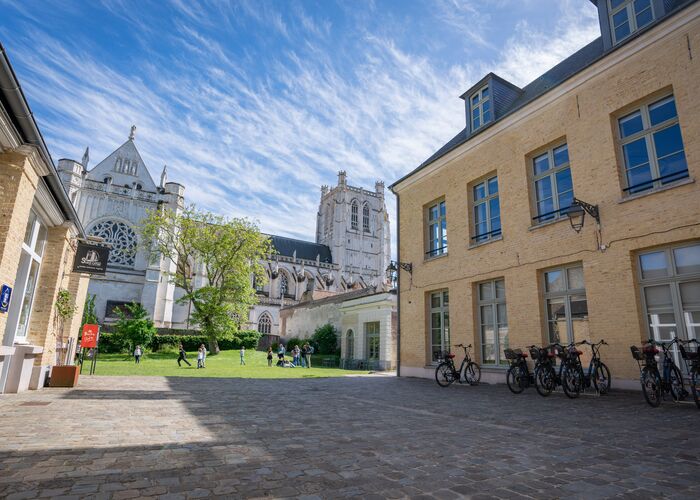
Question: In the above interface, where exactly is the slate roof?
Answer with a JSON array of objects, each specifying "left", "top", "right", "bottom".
[
  {"left": 391, "top": 0, "right": 696, "bottom": 189},
  {"left": 280, "top": 286, "right": 379, "bottom": 311},
  {"left": 267, "top": 234, "right": 333, "bottom": 263}
]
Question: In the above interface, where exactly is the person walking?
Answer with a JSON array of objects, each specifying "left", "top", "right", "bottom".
[
  {"left": 300, "top": 344, "right": 307, "bottom": 367},
  {"left": 304, "top": 342, "right": 313, "bottom": 368},
  {"left": 240, "top": 346, "right": 246, "bottom": 365},
  {"left": 292, "top": 345, "right": 301, "bottom": 366},
  {"left": 197, "top": 346, "right": 205, "bottom": 369},
  {"left": 278, "top": 343, "right": 286, "bottom": 362},
  {"left": 200, "top": 344, "right": 207, "bottom": 368},
  {"left": 177, "top": 344, "right": 191, "bottom": 367},
  {"left": 267, "top": 346, "right": 273, "bottom": 367},
  {"left": 134, "top": 345, "right": 142, "bottom": 364}
]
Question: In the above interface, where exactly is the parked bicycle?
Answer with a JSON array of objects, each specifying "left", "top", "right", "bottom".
[
  {"left": 678, "top": 338, "right": 700, "bottom": 409},
  {"left": 504, "top": 348, "right": 532, "bottom": 393},
  {"left": 529, "top": 344, "right": 558, "bottom": 397},
  {"left": 560, "top": 340, "right": 611, "bottom": 398},
  {"left": 631, "top": 338, "right": 687, "bottom": 407},
  {"left": 434, "top": 344, "right": 481, "bottom": 387}
]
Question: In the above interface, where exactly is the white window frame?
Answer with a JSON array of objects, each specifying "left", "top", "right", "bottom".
[
  {"left": 365, "top": 321, "right": 380, "bottom": 362},
  {"left": 532, "top": 143, "right": 573, "bottom": 224},
  {"left": 477, "top": 279, "right": 508, "bottom": 366},
  {"left": 471, "top": 176, "right": 501, "bottom": 244},
  {"left": 426, "top": 200, "right": 447, "bottom": 258},
  {"left": 429, "top": 290, "right": 450, "bottom": 363},
  {"left": 470, "top": 85, "right": 491, "bottom": 132},
  {"left": 609, "top": 0, "right": 655, "bottom": 44},
  {"left": 542, "top": 264, "right": 587, "bottom": 345}
]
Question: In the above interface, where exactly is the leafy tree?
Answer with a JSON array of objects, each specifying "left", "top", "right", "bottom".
[
  {"left": 54, "top": 288, "right": 77, "bottom": 365},
  {"left": 81, "top": 294, "right": 98, "bottom": 327},
  {"left": 312, "top": 323, "right": 339, "bottom": 355},
  {"left": 113, "top": 302, "right": 156, "bottom": 353},
  {"left": 140, "top": 205, "right": 271, "bottom": 353}
]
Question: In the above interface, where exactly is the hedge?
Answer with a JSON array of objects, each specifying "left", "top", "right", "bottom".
[{"left": 96, "top": 330, "right": 261, "bottom": 354}]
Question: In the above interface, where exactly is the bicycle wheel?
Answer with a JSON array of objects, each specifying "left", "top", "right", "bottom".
[
  {"left": 464, "top": 362, "right": 481, "bottom": 385},
  {"left": 593, "top": 362, "right": 611, "bottom": 395},
  {"left": 691, "top": 368, "right": 700, "bottom": 410},
  {"left": 435, "top": 362, "right": 455, "bottom": 387},
  {"left": 562, "top": 364, "right": 582, "bottom": 399},
  {"left": 669, "top": 364, "right": 686, "bottom": 402},
  {"left": 535, "top": 365, "right": 555, "bottom": 397},
  {"left": 506, "top": 365, "right": 525, "bottom": 394},
  {"left": 641, "top": 367, "right": 661, "bottom": 407}
]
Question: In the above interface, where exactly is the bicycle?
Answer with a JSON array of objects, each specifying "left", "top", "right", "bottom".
[
  {"left": 529, "top": 344, "right": 558, "bottom": 397},
  {"left": 504, "top": 348, "right": 532, "bottom": 394},
  {"left": 678, "top": 338, "right": 700, "bottom": 409},
  {"left": 561, "top": 340, "right": 611, "bottom": 398},
  {"left": 434, "top": 344, "right": 481, "bottom": 387},
  {"left": 631, "top": 338, "right": 687, "bottom": 407}
]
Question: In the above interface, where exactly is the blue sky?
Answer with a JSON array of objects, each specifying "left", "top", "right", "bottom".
[{"left": 0, "top": 0, "right": 600, "bottom": 250}]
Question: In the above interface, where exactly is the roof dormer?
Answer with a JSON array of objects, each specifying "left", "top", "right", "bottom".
[
  {"left": 460, "top": 73, "right": 522, "bottom": 135},
  {"left": 590, "top": 0, "right": 677, "bottom": 49}
]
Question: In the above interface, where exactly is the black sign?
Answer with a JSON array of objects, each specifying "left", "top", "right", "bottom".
[{"left": 73, "top": 242, "right": 110, "bottom": 275}]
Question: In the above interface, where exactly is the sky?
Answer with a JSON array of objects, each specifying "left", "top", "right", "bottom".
[{"left": 0, "top": 0, "right": 600, "bottom": 253}]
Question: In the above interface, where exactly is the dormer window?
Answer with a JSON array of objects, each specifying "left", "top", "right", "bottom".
[
  {"left": 609, "top": 0, "right": 655, "bottom": 44},
  {"left": 470, "top": 86, "right": 491, "bottom": 132}
]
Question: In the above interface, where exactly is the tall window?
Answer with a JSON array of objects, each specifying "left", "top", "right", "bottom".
[
  {"left": 350, "top": 201, "right": 359, "bottom": 230},
  {"left": 89, "top": 220, "right": 137, "bottom": 268},
  {"left": 543, "top": 265, "right": 588, "bottom": 344},
  {"left": 470, "top": 85, "right": 491, "bottom": 131},
  {"left": 532, "top": 143, "right": 573, "bottom": 223},
  {"left": 472, "top": 176, "right": 501, "bottom": 243},
  {"left": 618, "top": 95, "right": 688, "bottom": 195},
  {"left": 429, "top": 290, "right": 450, "bottom": 362},
  {"left": 279, "top": 273, "right": 289, "bottom": 297},
  {"left": 11, "top": 210, "right": 47, "bottom": 341},
  {"left": 638, "top": 243, "right": 700, "bottom": 366},
  {"left": 257, "top": 313, "right": 272, "bottom": 335},
  {"left": 478, "top": 279, "right": 508, "bottom": 365},
  {"left": 365, "top": 322, "right": 380, "bottom": 361},
  {"left": 362, "top": 204, "right": 370, "bottom": 233},
  {"left": 426, "top": 200, "right": 447, "bottom": 258},
  {"left": 345, "top": 329, "right": 355, "bottom": 359},
  {"left": 609, "top": 0, "right": 655, "bottom": 44}
]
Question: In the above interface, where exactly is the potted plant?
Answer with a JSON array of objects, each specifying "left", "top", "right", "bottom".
[{"left": 50, "top": 289, "right": 80, "bottom": 387}]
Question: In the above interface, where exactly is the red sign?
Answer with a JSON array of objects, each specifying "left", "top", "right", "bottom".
[{"left": 81, "top": 324, "right": 100, "bottom": 348}]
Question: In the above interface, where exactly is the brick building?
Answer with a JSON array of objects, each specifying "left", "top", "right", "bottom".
[
  {"left": 0, "top": 44, "right": 89, "bottom": 393},
  {"left": 390, "top": 0, "right": 700, "bottom": 387}
]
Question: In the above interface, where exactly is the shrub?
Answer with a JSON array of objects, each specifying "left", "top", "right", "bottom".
[
  {"left": 112, "top": 302, "right": 157, "bottom": 353},
  {"left": 311, "top": 324, "right": 338, "bottom": 355},
  {"left": 97, "top": 329, "right": 261, "bottom": 353}
]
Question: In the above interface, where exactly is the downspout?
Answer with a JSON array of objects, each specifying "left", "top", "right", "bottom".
[{"left": 392, "top": 188, "right": 401, "bottom": 377}]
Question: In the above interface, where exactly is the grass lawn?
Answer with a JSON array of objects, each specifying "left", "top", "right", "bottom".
[{"left": 89, "top": 349, "right": 368, "bottom": 378}]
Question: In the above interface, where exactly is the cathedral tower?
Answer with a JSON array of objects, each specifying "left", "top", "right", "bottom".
[{"left": 316, "top": 171, "right": 391, "bottom": 289}]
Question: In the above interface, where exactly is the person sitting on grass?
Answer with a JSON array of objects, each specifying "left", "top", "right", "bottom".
[{"left": 177, "top": 344, "right": 191, "bottom": 367}]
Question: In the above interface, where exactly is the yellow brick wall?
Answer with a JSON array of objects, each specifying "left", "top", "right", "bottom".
[{"left": 395, "top": 14, "right": 700, "bottom": 382}]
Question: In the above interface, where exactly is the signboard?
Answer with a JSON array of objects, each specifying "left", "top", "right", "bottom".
[
  {"left": 73, "top": 242, "right": 110, "bottom": 275},
  {"left": 81, "top": 324, "right": 100, "bottom": 348},
  {"left": 0, "top": 284, "right": 11, "bottom": 313}
]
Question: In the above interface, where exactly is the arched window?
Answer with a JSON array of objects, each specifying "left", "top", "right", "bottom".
[
  {"left": 115, "top": 158, "right": 122, "bottom": 172},
  {"left": 362, "top": 204, "right": 370, "bottom": 232},
  {"left": 258, "top": 313, "right": 272, "bottom": 335},
  {"left": 280, "top": 273, "right": 289, "bottom": 297},
  {"left": 346, "top": 330, "right": 354, "bottom": 359},
  {"left": 89, "top": 220, "right": 137, "bottom": 268},
  {"left": 351, "top": 200, "right": 359, "bottom": 230}
]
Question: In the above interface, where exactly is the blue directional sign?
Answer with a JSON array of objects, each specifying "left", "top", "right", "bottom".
[{"left": 0, "top": 284, "right": 11, "bottom": 313}]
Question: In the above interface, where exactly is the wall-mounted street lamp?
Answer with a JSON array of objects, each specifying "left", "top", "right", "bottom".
[
  {"left": 386, "top": 260, "right": 412, "bottom": 287},
  {"left": 567, "top": 198, "right": 600, "bottom": 233}
]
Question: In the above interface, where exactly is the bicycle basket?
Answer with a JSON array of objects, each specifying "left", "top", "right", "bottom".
[
  {"left": 504, "top": 348, "right": 522, "bottom": 360},
  {"left": 679, "top": 343, "right": 699, "bottom": 361}
]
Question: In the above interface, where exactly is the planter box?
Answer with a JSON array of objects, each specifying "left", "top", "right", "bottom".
[{"left": 50, "top": 365, "right": 79, "bottom": 387}]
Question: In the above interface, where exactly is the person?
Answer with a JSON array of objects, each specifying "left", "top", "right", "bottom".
[
  {"left": 177, "top": 344, "right": 191, "bottom": 367},
  {"left": 304, "top": 342, "right": 313, "bottom": 368},
  {"left": 197, "top": 346, "right": 205, "bottom": 369},
  {"left": 240, "top": 346, "right": 246, "bottom": 365},
  {"left": 292, "top": 345, "right": 300, "bottom": 366},
  {"left": 267, "top": 346, "right": 273, "bottom": 367},
  {"left": 278, "top": 343, "right": 286, "bottom": 362},
  {"left": 134, "top": 345, "right": 142, "bottom": 364},
  {"left": 300, "top": 344, "right": 307, "bottom": 367},
  {"left": 200, "top": 344, "right": 207, "bottom": 368}
]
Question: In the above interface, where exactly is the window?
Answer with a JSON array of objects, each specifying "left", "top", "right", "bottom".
[
  {"left": 609, "top": 0, "right": 655, "bottom": 44},
  {"left": 365, "top": 322, "right": 380, "bottom": 361},
  {"left": 89, "top": 220, "right": 138, "bottom": 268},
  {"left": 478, "top": 279, "right": 508, "bottom": 365},
  {"left": 426, "top": 200, "right": 447, "bottom": 258},
  {"left": 638, "top": 243, "right": 700, "bottom": 366},
  {"left": 532, "top": 143, "right": 573, "bottom": 223},
  {"left": 543, "top": 265, "right": 588, "bottom": 344},
  {"left": 253, "top": 274, "right": 264, "bottom": 292},
  {"left": 279, "top": 273, "right": 289, "bottom": 297},
  {"left": 345, "top": 329, "right": 355, "bottom": 359},
  {"left": 618, "top": 95, "right": 688, "bottom": 195},
  {"left": 257, "top": 313, "right": 272, "bottom": 335},
  {"left": 350, "top": 201, "right": 359, "bottom": 230},
  {"left": 105, "top": 301, "right": 134, "bottom": 319},
  {"left": 472, "top": 176, "right": 501, "bottom": 243},
  {"left": 470, "top": 85, "right": 491, "bottom": 131},
  {"left": 362, "top": 204, "right": 370, "bottom": 233},
  {"left": 429, "top": 290, "right": 450, "bottom": 362}
]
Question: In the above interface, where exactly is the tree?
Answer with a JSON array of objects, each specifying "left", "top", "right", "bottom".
[
  {"left": 113, "top": 302, "right": 156, "bottom": 353},
  {"left": 81, "top": 294, "right": 98, "bottom": 327},
  {"left": 312, "top": 323, "right": 339, "bottom": 355},
  {"left": 140, "top": 205, "right": 271, "bottom": 353},
  {"left": 54, "top": 288, "right": 77, "bottom": 365}
]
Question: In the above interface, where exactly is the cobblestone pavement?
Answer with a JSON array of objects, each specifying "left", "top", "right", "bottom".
[{"left": 1, "top": 375, "right": 699, "bottom": 499}]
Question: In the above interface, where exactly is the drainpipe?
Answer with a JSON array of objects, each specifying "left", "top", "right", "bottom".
[{"left": 392, "top": 189, "right": 401, "bottom": 377}]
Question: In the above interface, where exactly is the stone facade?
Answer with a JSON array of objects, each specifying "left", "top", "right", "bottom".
[{"left": 391, "top": 3, "right": 700, "bottom": 387}]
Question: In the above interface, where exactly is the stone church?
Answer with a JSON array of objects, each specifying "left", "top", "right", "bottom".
[{"left": 58, "top": 128, "right": 391, "bottom": 336}]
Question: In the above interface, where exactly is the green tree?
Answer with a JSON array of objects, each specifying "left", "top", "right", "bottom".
[
  {"left": 140, "top": 205, "right": 271, "bottom": 353},
  {"left": 312, "top": 323, "right": 339, "bottom": 355},
  {"left": 54, "top": 288, "right": 77, "bottom": 365},
  {"left": 81, "top": 294, "right": 98, "bottom": 327},
  {"left": 113, "top": 302, "right": 156, "bottom": 353}
]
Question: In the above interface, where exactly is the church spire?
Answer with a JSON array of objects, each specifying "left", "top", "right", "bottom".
[
  {"left": 129, "top": 125, "right": 136, "bottom": 141},
  {"left": 81, "top": 147, "right": 90, "bottom": 169},
  {"left": 160, "top": 164, "right": 168, "bottom": 188}
]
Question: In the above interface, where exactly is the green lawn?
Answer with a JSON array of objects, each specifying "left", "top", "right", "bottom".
[{"left": 89, "top": 350, "right": 367, "bottom": 378}]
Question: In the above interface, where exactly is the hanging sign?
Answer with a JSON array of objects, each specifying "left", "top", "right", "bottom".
[
  {"left": 73, "top": 242, "right": 109, "bottom": 275},
  {"left": 0, "top": 284, "right": 11, "bottom": 313},
  {"left": 81, "top": 324, "right": 100, "bottom": 348}
]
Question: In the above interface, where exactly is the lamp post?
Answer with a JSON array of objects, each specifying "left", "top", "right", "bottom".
[
  {"left": 567, "top": 198, "right": 600, "bottom": 233},
  {"left": 386, "top": 260, "right": 412, "bottom": 288}
]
